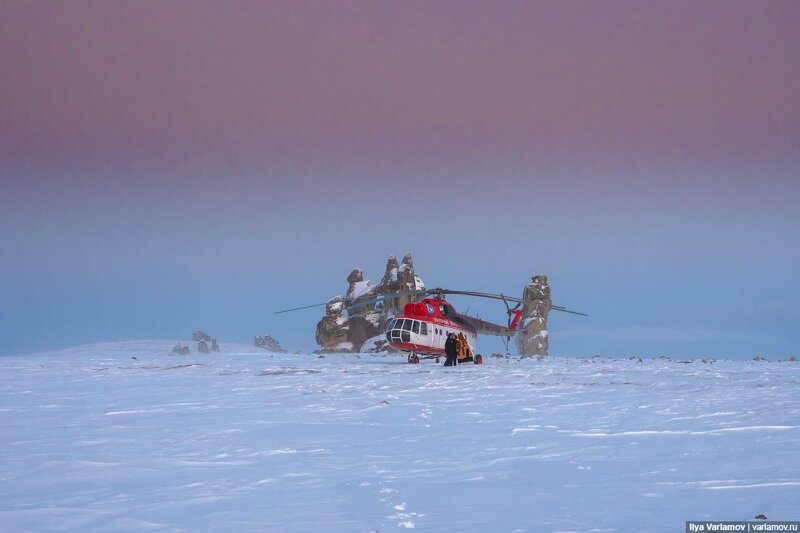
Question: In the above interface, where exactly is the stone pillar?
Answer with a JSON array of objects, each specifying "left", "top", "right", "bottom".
[{"left": 516, "top": 275, "right": 552, "bottom": 357}]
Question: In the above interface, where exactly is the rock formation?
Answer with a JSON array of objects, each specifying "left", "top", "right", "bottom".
[
  {"left": 192, "top": 330, "right": 211, "bottom": 342},
  {"left": 315, "top": 254, "right": 425, "bottom": 353},
  {"left": 315, "top": 297, "right": 351, "bottom": 352},
  {"left": 376, "top": 254, "right": 425, "bottom": 315},
  {"left": 254, "top": 335, "right": 287, "bottom": 353},
  {"left": 360, "top": 335, "right": 400, "bottom": 354},
  {"left": 344, "top": 269, "right": 377, "bottom": 315},
  {"left": 516, "top": 275, "right": 552, "bottom": 357},
  {"left": 171, "top": 343, "right": 190, "bottom": 355}
]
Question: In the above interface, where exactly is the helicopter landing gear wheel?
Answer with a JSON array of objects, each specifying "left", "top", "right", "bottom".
[
  {"left": 474, "top": 354, "right": 483, "bottom": 365},
  {"left": 407, "top": 353, "right": 420, "bottom": 364}
]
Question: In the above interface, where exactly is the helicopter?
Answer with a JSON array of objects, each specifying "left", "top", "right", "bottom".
[{"left": 276, "top": 287, "right": 587, "bottom": 364}]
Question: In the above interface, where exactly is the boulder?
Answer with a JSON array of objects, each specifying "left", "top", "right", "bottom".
[{"left": 516, "top": 275, "right": 552, "bottom": 357}]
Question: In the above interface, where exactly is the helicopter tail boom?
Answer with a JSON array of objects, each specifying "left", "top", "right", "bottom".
[{"left": 461, "top": 314, "right": 521, "bottom": 337}]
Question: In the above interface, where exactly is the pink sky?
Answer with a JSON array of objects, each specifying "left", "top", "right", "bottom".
[
  {"left": 3, "top": 1, "right": 798, "bottom": 174},
  {"left": 1, "top": 1, "right": 799, "bottom": 357}
]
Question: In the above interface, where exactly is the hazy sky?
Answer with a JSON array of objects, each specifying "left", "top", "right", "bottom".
[{"left": 2, "top": 1, "right": 798, "bottom": 358}]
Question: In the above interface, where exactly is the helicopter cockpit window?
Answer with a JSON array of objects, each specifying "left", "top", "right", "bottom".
[
  {"left": 412, "top": 321, "right": 420, "bottom": 334},
  {"left": 439, "top": 304, "right": 447, "bottom": 316}
]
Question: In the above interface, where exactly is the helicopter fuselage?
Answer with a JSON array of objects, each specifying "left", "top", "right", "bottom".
[{"left": 385, "top": 298, "right": 479, "bottom": 356}]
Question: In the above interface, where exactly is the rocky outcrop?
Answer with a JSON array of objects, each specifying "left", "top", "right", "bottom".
[
  {"left": 315, "top": 297, "right": 350, "bottom": 350},
  {"left": 375, "top": 254, "right": 425, "bottom": 315},
  {"left": 346, "top": 312, "right": 384, "bottom": 347},
  {"left": 360, "top": 335, "right": 401, "bottom": 354},
  {"left": 344, "top": 269, "right": 377, "bottom": 316},
  {"left": 516, "top": 275, "right": 551, "bottom": 357},
  {"left": 255, "top": 335, "right": 287, "bottom": 353},
  {"left": 192, "top": 330, "right": 211, "bottom": 342},
  {"left": 316, "top": 254, "right": 425, "bottom": 353},
  {"left": 171, "top": 343, "right": 190, "bottom": 355}
]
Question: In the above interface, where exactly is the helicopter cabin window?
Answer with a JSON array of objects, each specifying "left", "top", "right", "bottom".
[
  {"left": 420, "top": 322, "right": 428, "bottom": 335},
  {"left": 412, "top": 321, "right": 420, "bottom": 334}
]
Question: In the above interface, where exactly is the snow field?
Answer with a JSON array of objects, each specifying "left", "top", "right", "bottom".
[{"left": 1, "top": 341, "right": 798, "bottom": 532}]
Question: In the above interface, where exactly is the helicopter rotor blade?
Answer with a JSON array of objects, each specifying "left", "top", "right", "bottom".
[
  {"left": 346, "top": 289, "right": 428, "bottom": 311},
  {"left": 439, "top": 289, "right": 528, "bottom": 304},
  {"left": 436, "top": 289, "right": 588, "bottom": 317},
  {"left": 550, "top": 307, "right": 589, "bottom": 317},
  {"left": 274, "top": 301, "right": 336, "bottom": 314},
  {"left": 438, "top": 289, "right": 547, "bottom": 307},
  {"left": 275, "top": 287, "right": 588, "bottom": 316}
]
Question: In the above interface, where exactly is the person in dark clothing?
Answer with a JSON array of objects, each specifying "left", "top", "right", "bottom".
[{"left": 443, "top": 333, "right": 458, "bottom": 366}]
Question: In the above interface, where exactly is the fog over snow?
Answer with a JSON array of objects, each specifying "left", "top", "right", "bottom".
[{"left": 1, "top": 341, "right": 798, "bottom": 531}]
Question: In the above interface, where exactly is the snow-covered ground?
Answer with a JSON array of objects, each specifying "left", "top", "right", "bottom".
[{"left": 1, "top": 341, "right": 798, "bottom": 532}]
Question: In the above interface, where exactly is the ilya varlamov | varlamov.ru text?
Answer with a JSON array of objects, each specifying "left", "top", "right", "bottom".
[{"left": 686, "top": 522, "right": 800, "bottom": 532}]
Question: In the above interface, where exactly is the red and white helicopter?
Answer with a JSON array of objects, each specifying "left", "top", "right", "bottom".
[{"left": 277, "top": 287, "right": 587, "bottom": 364}]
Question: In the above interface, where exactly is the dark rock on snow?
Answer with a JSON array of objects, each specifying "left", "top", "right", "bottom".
[{"left": 254, "top": 335, "right": 287, "bottom": 353}]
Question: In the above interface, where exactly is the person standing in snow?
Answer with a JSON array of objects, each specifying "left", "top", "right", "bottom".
[
  {"left": 444, "top": 333, "right": 458, "bottom": 366},
  {"left": 457, "top": 332, "right": 470, "bottom": 361}
]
